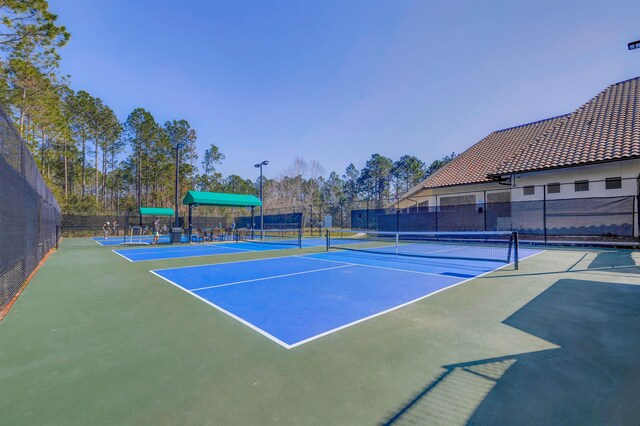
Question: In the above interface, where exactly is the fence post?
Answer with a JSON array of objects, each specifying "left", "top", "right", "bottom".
[
  {"left": 634, "top": 195, "right": 637, "bottom": 240},
  {"left": 435, "top": 194, "right": 439, "bottom": 232},
  {"left": 483, "top": 190, "right": 487, "bottom": 231},
  {"left": 366, "top": 199, "right": 370, "bottom": 230},
  {"left": 514, "top": 231, "right": 519, "bottom": 270},
  {"left": 543, "top": 185, "right": 547, "bottom": 244}
]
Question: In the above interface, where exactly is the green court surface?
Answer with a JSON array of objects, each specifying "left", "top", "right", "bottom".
[{"left": 1, "top": 238, "right": 639, "bottom": 425}]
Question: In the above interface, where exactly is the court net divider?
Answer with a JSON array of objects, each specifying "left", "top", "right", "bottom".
[
  {"left": 325, "top": 230, "right": 519, "bottom": 269},
  {"left": 233, "top": 228, "right": 303, "bottom": 249}
]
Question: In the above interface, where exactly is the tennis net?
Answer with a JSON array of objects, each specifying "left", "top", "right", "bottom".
[
  {"left": 234, "top": 228, "right": 303, "bottom": 248},
  {"left": 326, "top": 230, "right": 519, "bottom": 268}
]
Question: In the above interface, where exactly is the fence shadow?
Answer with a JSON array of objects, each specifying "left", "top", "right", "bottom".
[
  {"left": 381, "top": 279, "right": 640, "bottom": 425},
  {"left": 588, "top": 249, "right": 640, "bottom": 273}
]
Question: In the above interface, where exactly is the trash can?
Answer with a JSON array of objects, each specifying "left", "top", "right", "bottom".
[{"left": 170, "top": 228, "right": 183, "bottom": 244}]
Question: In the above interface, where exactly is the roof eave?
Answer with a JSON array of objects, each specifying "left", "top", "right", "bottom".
[
  {"left": 422, "top": 179, "right": 496, "bottom": 190},
  {"left": 493, "top": 155, "right": 640, "bottom": 177}
]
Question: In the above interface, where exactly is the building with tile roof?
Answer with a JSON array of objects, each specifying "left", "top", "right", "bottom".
[
  {"left": 420, "top": 115, "right": 567, "bottom": 190},
  {"left": 398, "top": 77, "right": 640, "bottom": 238}
]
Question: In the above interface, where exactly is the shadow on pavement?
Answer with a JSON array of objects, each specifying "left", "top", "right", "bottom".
[
  {"left": 588, "top": 250, "right": 640, "bottom": 273},
  {"left": 382, "top": 279, "right": 640, "bottom": 425}
]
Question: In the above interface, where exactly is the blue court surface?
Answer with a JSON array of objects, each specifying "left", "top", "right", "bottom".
[
  {"left": 93, "top": 235, "right": 174, "bottom": 246},
  {"left": 150, "top": 248, "right": 541, "bottom": 348},
  {"left": 113, "top": 237, "right": 329, "bottom": 262}
]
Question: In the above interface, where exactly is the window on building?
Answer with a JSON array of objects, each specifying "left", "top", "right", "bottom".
[
  {"left": 547, "top": 183, "right": 561, "bottom": 194},
  {"left": 523, "top": 186, "right": 535, "bottom": 196},
  {"left": 574, "top": 180, "right": 589, "bottom": 192},
  {"left": 605, "top": 177, "right": 622, "bottom": 190},
  {"left": 439, "top": 194, "right": 475, "bottom": 206},
  {"left": 416, "top": 200, "right": 429, "bottom": 212},
  {"left": 486, "top": 191, "right": 510, "bottom": 203}
]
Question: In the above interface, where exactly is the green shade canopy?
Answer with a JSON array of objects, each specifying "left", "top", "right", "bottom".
[
  {"left": 139, "top": 207, "right": 175, "bottom": 216},
  {"left": 182, "top": 191, "right": 262, "bottom": 207}
]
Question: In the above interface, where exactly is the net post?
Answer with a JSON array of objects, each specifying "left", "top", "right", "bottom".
[
  {"left": 513, "top": 231, "right": 519, "bottom": 270},
  {"left": 298, "top": 228, "right": 302, "bottom": 249},
  {"left": 395, "top": 232, "right": 399, "bottom": 256},
  {"left": 326, "top": 229, "right": 330, "bottom": 251}
]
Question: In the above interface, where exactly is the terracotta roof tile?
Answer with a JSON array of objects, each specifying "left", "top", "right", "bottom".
[
  {"left": 420, "top": 76, "right": 640, "bottom": 190},
  {"left": 496, "top": 77, "right": 640, "bottom": 175},
  {"left": 422, "top": 115, "right": 565, "bottom": 188}
]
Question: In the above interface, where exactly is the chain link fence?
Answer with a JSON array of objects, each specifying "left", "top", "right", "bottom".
[
  {"left": 0, "top": 105, "right": 61, "bottom": 312},
  {"left": 61, "top": 182, "right": 638, "bottom": 245},
  {"left": 353, "top": 194, "right": 636, "bottom": 244}
]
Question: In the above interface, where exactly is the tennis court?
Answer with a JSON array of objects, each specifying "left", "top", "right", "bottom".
[
  {"left": 93, "top": 235, "right": 173, "bottom": 246},
  {"left": 112, "top": 235, "right": 329, "bottom": 262},
  {"left": 151, "top": 238, "right": 541, "bottom": 348},
  {"left": 4, "top": 234, "right": 640, "bottom": 425}
]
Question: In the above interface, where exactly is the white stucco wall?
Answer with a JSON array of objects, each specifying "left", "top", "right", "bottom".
[
  {"left": 398, "top": 181, "right": 508, "bottom": 209},
  {"left": 510, "top": 159, "right": 640, "bottom": 202},
  {"left": 399, "top": 158, "right": 639, "bottom": 236},
  {"left": 401, "top": 158, "right": 640, "bottom": 206}
]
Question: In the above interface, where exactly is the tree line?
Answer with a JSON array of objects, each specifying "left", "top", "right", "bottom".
[{"left": 0, "top": 1, "right": 455, "bottom": 218}]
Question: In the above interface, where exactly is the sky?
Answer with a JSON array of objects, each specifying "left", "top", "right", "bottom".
[{"left": 52, "top": 0, "right": 640, "bottom": 180}]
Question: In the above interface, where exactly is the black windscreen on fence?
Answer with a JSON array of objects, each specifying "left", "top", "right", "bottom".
[
  {"left": 545, "top": 196, "right": 634, "bottom": 238},
  {"left": 0, "top": 105, "right": 61, "bottom": 311},
  {"left": 360, "top": 195, "right": 636, "bottom": 243},
  {"left": 61, "top": 214, "right": 130, "bottom": 236},
  {"left": 61, "top": 213, "right": 190, "bottom": 237},
  {"left": 351, "top": 208, "right": 388, "bottom": 230},
  {"left": 235, "top": 212, "right": 303, "bottom": 229}
]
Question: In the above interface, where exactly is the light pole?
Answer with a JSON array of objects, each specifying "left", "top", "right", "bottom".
[
  {"left": 254, "top": 160, "right": 269, "bottom": 232},
  {"left": 174, "top": 143, "right": 185, "bottom": 228}
]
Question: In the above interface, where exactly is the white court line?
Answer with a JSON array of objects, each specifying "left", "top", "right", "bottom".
[
  {"left": 512, "top": 249, "right": 546, "bottom": 266},
  {"left": 151, "top": 252, "right": 327, "bottom": 272},
  {"left": 111, "top": 249, "right": 134, "bottom": 262},
  {"left": 150, "top": 257, "right": 506, "bottom": 350},
  {"left": 339, "top": 242, "right": 503, "bottom": 257},
  {"left": 117, "top": 244, "right": 254, "bottom": 256},
  {"left": 113, "top": 244, "right": 258, "bottom": 262},
  {"left": 148, "top": 248, "right": 546, "bottom": 349},
  {"left": 317, "top": 244, "right": 544, "bottom": 272},
  {"left": 299, "top": 255, "right": 462, "bottom": 279},
  {"left": 286, "top": 249, "right": 547, "bottom": 348},
  {"left": 150, "top": 270, "right": 294, "bottom": 349},
  {"left": 93, "top": 238, "right": 121, "bottom": 246},
  {"left": 189, "top": 264, "right": 356, "bottom": 292}
]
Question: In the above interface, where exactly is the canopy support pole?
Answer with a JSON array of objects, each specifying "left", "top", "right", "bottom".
[{"left": 188, "top": 204, "right": 193, "bottom": 243}]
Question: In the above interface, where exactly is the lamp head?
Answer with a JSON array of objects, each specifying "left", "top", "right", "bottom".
[{"left": 175, "top": 143, "right": 186, "bottom": 149}]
